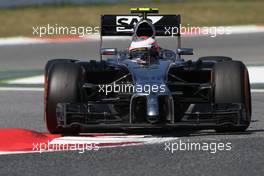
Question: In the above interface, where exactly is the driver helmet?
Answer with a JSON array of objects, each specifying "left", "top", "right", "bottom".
[{"left": 129, "top": 36, "right": 160, "bottom": 64}]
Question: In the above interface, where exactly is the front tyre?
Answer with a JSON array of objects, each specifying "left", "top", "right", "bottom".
[
  {"left": 213, "top": 61, "right": 251, "bottom": 132},
  {"left": 45, "top": 61, "right": 83, "bottom": 134}
]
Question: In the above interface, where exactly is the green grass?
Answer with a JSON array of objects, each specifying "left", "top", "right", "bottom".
[{"left": 0, "top": 0, "right": 263, "bottom": 37}]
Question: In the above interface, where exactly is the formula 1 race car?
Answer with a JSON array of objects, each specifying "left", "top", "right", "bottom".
[{"left": 44, "top": 8, "right": 251, "bottom": 134}]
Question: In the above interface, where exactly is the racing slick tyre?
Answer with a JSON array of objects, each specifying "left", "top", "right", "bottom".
[
  {"left": 213, "top": 60, "right": 251, "bottom": 132},
  {"left": 198, "top": 56, "right": 232, "bottom": 62},
  {"left": 45, "top": 59, "right": 77, "bottom": 76},
  {"left": 45, "top": 61, "right": 84, "bottom": 134}
]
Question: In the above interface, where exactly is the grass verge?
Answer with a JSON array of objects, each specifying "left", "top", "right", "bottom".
[{"left": 0, "top": 0, "right": 263, "bottom": 37}]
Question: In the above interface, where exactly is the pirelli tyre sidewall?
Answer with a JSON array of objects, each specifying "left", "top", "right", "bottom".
[
  {"left": 213, "top": 60, "right": 251, "bottom": 132},
  {"left": 45, "top": 61, "right": 84, "bottom": 134}
]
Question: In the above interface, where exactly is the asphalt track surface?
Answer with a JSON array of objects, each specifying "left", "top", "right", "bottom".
[
  {"left": 0, "top": 33, "right": 264, "bottom": 176},
  {"left": 0, "top": 33, "right": 263, "bottom": 70}
]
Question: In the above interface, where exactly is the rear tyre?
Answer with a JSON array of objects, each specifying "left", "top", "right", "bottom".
[
  {"left": 45, "top": 61, "right": 83, "bottom": 134},
  {"left": 213, "top": 60, "right": 251, "bottom": 132},
  {"left": 45, "top": 59, "right": 78, "bottom": 78},
  {"left": 198, "top": 56, "right": 232, "bottom": 62}
]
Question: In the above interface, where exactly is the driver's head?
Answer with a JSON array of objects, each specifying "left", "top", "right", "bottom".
[{"left": 129, "top": 36, "right": 160, "bottom": 63}]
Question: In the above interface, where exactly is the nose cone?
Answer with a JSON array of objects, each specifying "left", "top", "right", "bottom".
[{"left": 146, "top": 95, "right": 159, "bottom": 117}]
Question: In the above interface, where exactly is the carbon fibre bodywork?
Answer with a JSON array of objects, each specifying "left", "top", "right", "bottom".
[{"left": 55, "top": 56, "right": 247, "bottom": 130}]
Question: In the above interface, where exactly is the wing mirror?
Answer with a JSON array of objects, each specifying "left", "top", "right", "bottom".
[
  {"left": 177, "top": 48, "right": 194, "bottom": 55},
  {"left": 100, "top": 48, "right": 117, "bottom": 55}
]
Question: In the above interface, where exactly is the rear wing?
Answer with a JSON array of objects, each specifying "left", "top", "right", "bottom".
[{"left": 101, "top": 15, "right": 181, "bottom": 36}]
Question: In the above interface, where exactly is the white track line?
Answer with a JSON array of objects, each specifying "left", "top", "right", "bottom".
[
  {"left": 0, "top": 151, "right": 43, "bottom": 155},
  {"left": 251, "top": 89, "right": 264, "bottom": 93},
  {"left": 248, "top": 66, "right": 264, "bottom": 84},
  {"left": 0, "top": 87, "right": 43, "bottom": 91},
  {"left": 50, "top": 135, "right": 171, "bottom": 143},
  {"left": 0, "top": 37, "right": 48, "bottom": 46},
  {"left": 5, "top": 75, "right": 44, "bottom": 84}
]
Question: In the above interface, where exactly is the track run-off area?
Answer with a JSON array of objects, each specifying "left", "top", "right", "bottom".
[{"left": 0, "top": 32, "right": 263, "bottom": 176}]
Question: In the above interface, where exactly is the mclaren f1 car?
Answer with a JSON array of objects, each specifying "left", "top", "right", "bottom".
[{"left": 44, "top": 8, "right": 251, "bottom": 134}]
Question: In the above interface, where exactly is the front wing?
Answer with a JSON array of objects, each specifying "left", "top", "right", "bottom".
[{"left": 56, "top": 101, "right": 248, "bottom": 130}]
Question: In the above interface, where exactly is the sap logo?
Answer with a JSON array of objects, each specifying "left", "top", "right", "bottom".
[{"left": 116, "top": 16, "right": 162, "bottom": 32}]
